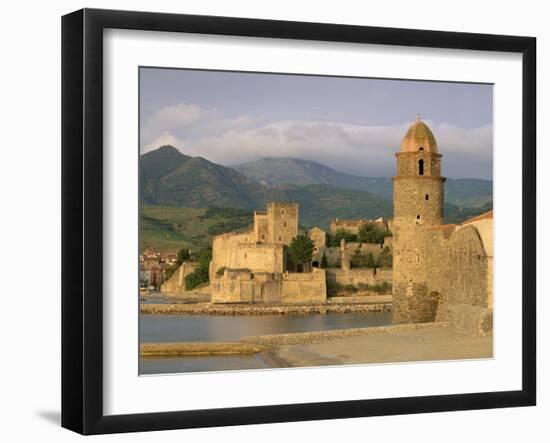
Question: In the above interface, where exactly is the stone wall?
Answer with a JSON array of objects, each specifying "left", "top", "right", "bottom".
[
  {"left": 160, "top": 262, "right": 198, "bottom": 294},
  {"left": 210, "top": 230, "right": 253, "bottom": 280},
  {"left": 234, "top": 243, "right": 285, "bottom": 274},
  {"left": 281, "top": 269, "right": 327, "bottom": 303},
  {"left": 211, "top": 268, "right": 326, "bottom": 304},
  {"left": 210, "top": 231, "right": 285, "bottom": 281},
  {"left": 436, "top": 303, "right": 493, "bottom": 336},
  {"left": 308, "top": 227, "right": 327, "bottom": 259},
  {"left": 419, "top": 225, "right": 490, "bottom": 307},
  {"left": 392, "top": 171, "right": 445, "bottom": 324},
  {"left": 253, "top": 211, "right": 269, "bottom": 243},
  {"left": 347, "top": 242, "right": 389, "bottom": 256},
  {"left": 392, "top": 222, "right": 492, "bottom": 328},
  {"left": 316, "top": 241, "right": 391, "bottom": 266},
  {"left": 326, "top": 268, "right": 392, "bottom": 287},
  {"left": 329, "top": 219, "right": 366, "bottom": 234},
  {"left": 395, "top": 151, "right": 442, "bottom": 177}
]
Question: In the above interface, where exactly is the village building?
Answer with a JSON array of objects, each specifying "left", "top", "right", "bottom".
[{"left": 139, "top": 252, "right": 171, "bottom": 289}]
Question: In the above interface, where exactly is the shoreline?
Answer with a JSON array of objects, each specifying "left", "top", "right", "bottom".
[
  {"left": 138, "top": 321, "right": 492, "bottom": 368},
  {"left": 140, "top": 342, "right": 266, "bottom": 357},
  {"left": 140, "top": 301, "right": 392, "bottom": 316},
  {"left": 240, "top": 322, "right": 448, "bottom": 346}
]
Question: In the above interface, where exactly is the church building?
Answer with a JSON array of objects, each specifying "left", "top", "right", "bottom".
[{"left": 392, "top": 117, "right": 493, "bottom": 336}]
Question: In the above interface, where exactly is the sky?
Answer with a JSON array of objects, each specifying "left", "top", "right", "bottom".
[{"left": 139, "top": 68, "right": 493, "bottom": 180}]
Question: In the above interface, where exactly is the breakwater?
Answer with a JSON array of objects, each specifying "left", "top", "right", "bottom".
[
  {"left": 241, "top": 322, "right": 450, "bottom": 346},
  {"left": 140, "top": 302, "right": 392, "bottom": 316},
  {"left": 140, "top": 342, "right": 266, "bottom": 357}
]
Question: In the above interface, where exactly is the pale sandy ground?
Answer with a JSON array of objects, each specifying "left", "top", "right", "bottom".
[{"left": 271, "top": 326, "right": 493, "bottom": 367}]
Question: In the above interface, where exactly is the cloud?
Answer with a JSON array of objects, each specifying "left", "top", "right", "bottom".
[
  {"left": 141, "top": 102, "right": 254, "bottom": 152},
  {"left": 141, "top": 103, "right": 493, "bottom": 179},
  {"left": 144, "top": 131, "right": 185, "bottom": 151}
]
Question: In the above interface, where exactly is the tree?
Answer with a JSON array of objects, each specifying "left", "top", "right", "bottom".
[
  {"left": 176, "top": 248, "right": 191, "bottom": 265},
  {"left": 358, "top": 222, "right": 393, "bottom": 244},
  {"left": 328, "top": 228, "right": 357, "bottom": 247},
  {"left": 184, "top": 247, "right": 212, "bottom": 290},
  {"left": 366, "top": 252, "right": 376, "bottom": 268},
  {"left": 320, "top": 252, "right": 328, "bottom": 268},
  {"left": 351, "top": 249, "right": 363, "bottom": 268},
  {"left": 288, "top": 234, "right": 314, "bottom": 272},
  {"left": 376, "top": 246, "right": 393, "bottom": 268}
]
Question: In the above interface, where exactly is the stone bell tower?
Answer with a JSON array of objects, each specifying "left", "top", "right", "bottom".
[{"left": 392, "top": 116, "right": 445, "bottom": 324}]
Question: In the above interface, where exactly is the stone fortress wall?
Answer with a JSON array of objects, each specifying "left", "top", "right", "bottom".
[
  {"left": 210, "top": 202, "right": 329, "bottom": 304},
  {"left": 210, "top": 268, "right": 327, "bottom": 304},
  {"left": 326, "top": 268, "right": 392, "bottom": 287},
  {"left": 209, "top": 202, "right": 297, "bottom": 282},
  {"left": 311, "top": 228, "right": 393, "bottom": 266}
]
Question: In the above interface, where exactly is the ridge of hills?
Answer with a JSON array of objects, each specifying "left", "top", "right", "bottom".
[{"left": 139, "top": 146, "right": 493, "bottom": 252}]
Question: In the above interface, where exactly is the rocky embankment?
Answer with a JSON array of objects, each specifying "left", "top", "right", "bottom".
[
  {"left": 241, "top": 322, "right": 449, "bottom": 346},
  {"left": 140, "top": 302, "right": 392, "bottom": 316}
]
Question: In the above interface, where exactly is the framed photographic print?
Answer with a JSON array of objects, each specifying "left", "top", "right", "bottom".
[{"left": 61, "top": 8, "right": 536, "bottom": 435}]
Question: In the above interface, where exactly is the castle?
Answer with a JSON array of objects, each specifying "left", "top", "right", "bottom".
[
  {"left": 209, "top": 202, "right": 327, "bottom": 304},
  {"left": 392, "top": 116, "right": 493, "bottom": 335}
]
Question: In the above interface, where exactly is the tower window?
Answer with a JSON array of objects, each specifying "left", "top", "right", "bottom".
[
  {"left": 419, "top": 147, "right": 424, "bottom": 151},
  {"left": 418, "top": 159, "right": 424, "bottom": 176},
  {"left": 425, "top": 194, "right": 429, "bottom": 200},
  {"left": 416, "top": 215, "right": 420, "bottom": 220},
  {"left": 283, "top": 222, "right": 287, "bottom": 227}
]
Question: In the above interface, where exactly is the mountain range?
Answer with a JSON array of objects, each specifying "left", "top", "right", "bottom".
[
  {"left": 233, "top": 157, "right": 493, "bottom": 208},
  {"left": 140, "top": 146, "right": 492, "bottom": 228}
]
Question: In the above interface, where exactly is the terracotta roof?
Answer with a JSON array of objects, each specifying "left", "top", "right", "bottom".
[{"left": 462, "top": 210, "right": 493, "bottom": 225}]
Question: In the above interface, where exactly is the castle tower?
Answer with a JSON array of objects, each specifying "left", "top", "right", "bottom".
[
  {"left": 266, "top": 202, "right": 299, "bottom": 246},
  {"left": 392, "top": 117, "right": 446, "bottom": 323}
]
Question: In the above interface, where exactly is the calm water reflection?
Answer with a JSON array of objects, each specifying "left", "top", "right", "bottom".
[
  {"left": 139, "top": 312, "right": 391, "bottom": 374},
  {"left": 140, "top": 312, "right": 392, "bottom": 343}
]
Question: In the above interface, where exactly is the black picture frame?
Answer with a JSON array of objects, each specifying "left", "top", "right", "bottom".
[{"left": 61, "top": 8, "right": 536, "bottom": 435}]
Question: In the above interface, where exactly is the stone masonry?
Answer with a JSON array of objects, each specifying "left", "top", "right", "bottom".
[{"left": 392, "top": 117, "right": 493, "bottom": 336}]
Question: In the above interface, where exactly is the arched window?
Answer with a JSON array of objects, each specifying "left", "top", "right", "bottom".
[{"left": 418, "top": 159, "right": 424, "bottom": 176}]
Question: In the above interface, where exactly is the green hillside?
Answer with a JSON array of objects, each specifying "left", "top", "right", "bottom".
[
  {"left": 139, "top": 147, "right": 492, "bottom": 252},
  {"left": 140, "top": 145, "right": 265, "bottom": 208},
  {"left": 265, "top": 184, "right": 392, "bottom": 228},
  {"left": 140, "top": 147, "right": 393, "bottom": 230},
  {"left": 232, "top": 157, "right": 492, "bottom": 208},
  {"left": 140, "top": 206, "right": 253, "bottom": 253}
]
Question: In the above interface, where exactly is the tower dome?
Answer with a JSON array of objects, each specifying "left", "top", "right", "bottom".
[{"left": 400, "top": 116, "right": 438, "bottom": 153}]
